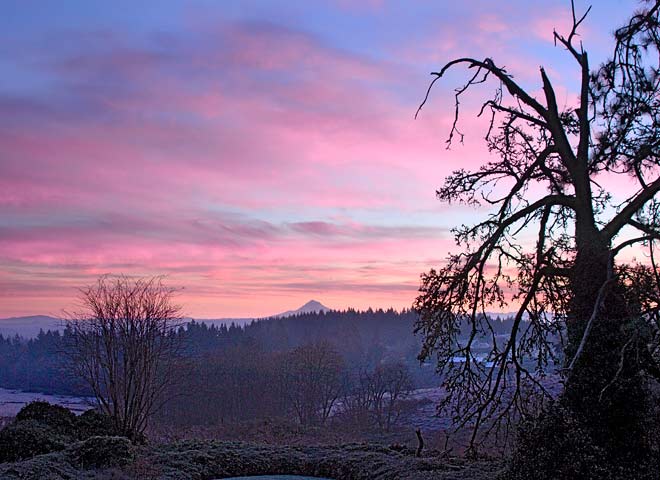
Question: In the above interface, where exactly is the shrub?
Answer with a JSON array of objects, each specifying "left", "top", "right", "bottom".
[
  {"left": 501, "top": 404, "right": 610, "bottom": 480},
  {"left": 72, "top": 435, "right": 134, "bottom": 469},
  {"left": 0, "top": 402, "right": 129, "bottom": 465},
  {"left": 0, "top": 420, "right": 67, "bottom": 462},
  {"left": 15, "top": 401, "right": 76, "bottom": 434},
  {"left": 76, "top": 409, "right": 117, "bottom": 439}
]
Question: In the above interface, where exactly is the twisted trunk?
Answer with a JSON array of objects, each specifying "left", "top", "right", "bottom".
[{"left": 563, "top": 221, "right": 650, "bottom": 462}]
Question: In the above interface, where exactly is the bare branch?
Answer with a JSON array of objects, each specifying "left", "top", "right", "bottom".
[{"left": 602, "top": 176, "right": 660, "bottom": 239}]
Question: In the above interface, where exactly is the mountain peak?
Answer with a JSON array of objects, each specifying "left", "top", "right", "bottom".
[
  {"left": 273, "top": 300, "right": 330, "bottom": 318},
  {"left": 300, "top": 300, "right": 325, "bottom": 309}
]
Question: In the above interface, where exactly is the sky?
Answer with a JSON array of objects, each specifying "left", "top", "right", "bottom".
[{"left": 0, "top": 0, "right": 640, "bottom": 318}]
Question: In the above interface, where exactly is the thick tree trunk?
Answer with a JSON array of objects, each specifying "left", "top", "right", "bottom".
[{"left": 563, "top": 228, "right": 651, "bottom": 464}]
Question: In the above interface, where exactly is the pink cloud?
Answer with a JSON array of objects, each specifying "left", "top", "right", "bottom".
[
  {"left": 0, "top": 33, "right": 486, "bottom": 318},
  {"left": 1, "top": 2, "right": 640, "bottom": 319}
]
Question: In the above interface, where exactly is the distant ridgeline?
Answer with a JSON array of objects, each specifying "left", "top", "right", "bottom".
[{"left": 0, "top": 309, "right": 522, "bottom": 397}]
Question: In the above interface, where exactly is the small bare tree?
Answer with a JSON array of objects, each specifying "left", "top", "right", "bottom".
[
  {"left": 341, "top": 362, "right": 413, "bottom": 432},
  {"left": 284, "top": 341, "right": 344, "bottom": 426},
  {"left": 65, "top": 275, "right": 183, "bottom": 441},
  {"left": 372, "top": 362, "right": 414, "bottom": 432}
]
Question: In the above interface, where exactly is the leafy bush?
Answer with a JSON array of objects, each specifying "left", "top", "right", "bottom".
[
  {"left": 15, "top": 401, "right": 76, "bottom": 434},
  {"left": 0, "top": 402, "right": 126, "bottom": 464},
  {"left": 72, "top": 436, "right": 134, "bottom": 469},
  {"left": 76, "top": 409, "right": 117, "bottom": 439},
  {"left": 0, "top": 420, "right": 67, "bottom": 462}
]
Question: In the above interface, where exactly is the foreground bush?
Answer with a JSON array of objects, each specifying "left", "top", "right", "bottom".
[
  {"left": 72, "top": 436, "right": 134, "bottom": 468},
  {"left": 501, "top": 399, "right": 660, "bottom": 480},
  {"left": 0, "top": 420, "right": 68, "bottom": 462},
  {"left": 76, "top": 409, "right": 118, "bottom": 439},
  {"left": 0, "top": 439, "right": 504, "bottom": 479},
  {"left": 0, "top": 402, "right": 124, "bottom": 464},
  {"left": 15, "top": 401, "right": 76, "bottom": 434},
  {"left": 501, "top": 404, "right": 612, "bottom": 480}
]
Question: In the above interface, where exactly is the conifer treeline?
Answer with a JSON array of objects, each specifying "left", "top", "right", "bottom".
[{"left": 0, "top": 309, "right": 518, "bottom": 396}]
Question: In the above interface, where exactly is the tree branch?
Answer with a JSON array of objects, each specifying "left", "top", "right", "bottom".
[
  {"left": 416, "top": 57, "right": 549, "bottom": 121},
  {"left": 602, "top": 176, "right": 660, "bottom": 239}
]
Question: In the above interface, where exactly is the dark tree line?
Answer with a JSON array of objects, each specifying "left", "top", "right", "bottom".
[
  {"left": 0, "top": 308, "right": 430, "bottom": 397},
  {"left": 0, "top": 329, "right": 85, "bottom": 395},
  {"left": 0, "top": 308, "right": 440, "bottom": 434},
  {"left": 175, "top": 308, "right": 427, "bottom": 376},
  {"left": 0, "top": 308, "right": 532, "bottom": 401}
]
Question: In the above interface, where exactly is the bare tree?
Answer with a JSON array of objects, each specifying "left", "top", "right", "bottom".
[
  {"left": 341, "top": 362, "right": 413, "bottom": 432},
  {"left": 340, "top": 368, "right": 373, "bottom": 428},
  {"left": 284, "top": 341, "right": 344, "bottom": 426},
  {"left": 369, "top": 362, "right": 414, "bottom": 432},
  {"left": 65, "top": 275, "right": 183, "bottom": 441},
  {"left": 414, "top": 0, "right": 660, "bottom": 463}
]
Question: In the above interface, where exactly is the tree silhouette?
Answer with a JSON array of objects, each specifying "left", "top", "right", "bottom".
[
  {"left": 285, "top": 341, "right": 344, "bottom": 426},
  {"left": 414, "top": 0, "right": 660, "bottom": 465},
  {"left": 65, "top": 275, "right": 183, "bottom": 441}
]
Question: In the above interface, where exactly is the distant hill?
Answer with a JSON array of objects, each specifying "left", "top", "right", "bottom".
[{"left": 0, "top": 315, "right": 62, "bottom": 338}]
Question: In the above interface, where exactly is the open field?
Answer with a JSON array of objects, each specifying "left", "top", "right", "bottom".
[{"left": 0, "top": 387, "right": 91, "bottom": 417}]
